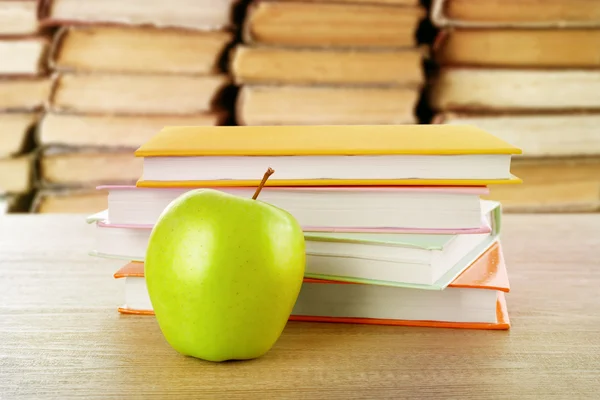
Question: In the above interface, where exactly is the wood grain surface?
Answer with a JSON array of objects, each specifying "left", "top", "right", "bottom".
[{"left": 1, "top": 214, "right": 599, "bottom": 399}]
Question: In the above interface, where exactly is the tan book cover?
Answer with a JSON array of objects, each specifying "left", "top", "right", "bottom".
[
  {"left": 0, "top": 0, "right": 40, "bottom": 36},
  {"left": 431, "top": 0, "right": 600, "bottom": 28},
  {"left": 429, "top": 68, "right": 600, "bottom": 112},
  {"left": 40, "top": 149, "right": 143, "bottom": 186},
  {"left": 0, "top": 78, "right": 53, "bottom": 111},
  {"left": 231, "top": 45, "right": 423, "bottom": 86},
  {"left": 50, "top": 26, "right": 233, "bottom": 75},
  {"left": 435, "top": 112, "right": 600, "bottom": 158},
  {"left": 0, "top": 112, "right": 38, "bottom": 158},
  {"left": 485, "top": 157, "right": 600, "bottom": 212},
  {"left": 50, "top": 73, "right": 230, "bottom": 115},
  {"left": 40, "top": 0, "right": 238, "bottom": 31},
  {"left": 38, "top": 112, "right": 227, "bottom": 149},
  {"left": 32, "top": 188, "right": 108, "bottom": 213},
  {"left": 237, "top": 85, "right": 418, "bottom": 125},
  {"left": 243, "top": 1, "right": 424, "bottom": 48},
  {"left": 276, "top": 0, "right": 419, "bottom": 4},
  {"left": 434, "top": 29, "right": 600, "bottom": 68},
  {"left": 0, "top": 154, "right": 33, "bottom": 194}
]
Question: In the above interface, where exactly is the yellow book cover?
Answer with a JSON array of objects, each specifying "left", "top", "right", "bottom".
[{"left": 134, "top": 125, "right": 522, "bottom": 187}]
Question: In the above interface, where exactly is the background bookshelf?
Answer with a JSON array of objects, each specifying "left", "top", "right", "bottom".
[{"left": 0, "top": 0, "right": 597, "bottom": 214}]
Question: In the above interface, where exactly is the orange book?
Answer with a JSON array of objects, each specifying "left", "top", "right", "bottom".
[{"left": 113, "top": 241, "right": 510, "bottom": 330}]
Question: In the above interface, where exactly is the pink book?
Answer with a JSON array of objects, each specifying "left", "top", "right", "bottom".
[{"left": 89, "top": 185, "right": 496, "bottom": 233}]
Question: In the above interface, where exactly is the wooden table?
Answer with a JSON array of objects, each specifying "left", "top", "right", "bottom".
[{"left": 1, "top": 214, "right": 599, "bottom": 399}]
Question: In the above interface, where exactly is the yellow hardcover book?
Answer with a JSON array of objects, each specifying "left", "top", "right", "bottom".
[{"left": 134, "top": 125, "right": 522, "bottom": 187}]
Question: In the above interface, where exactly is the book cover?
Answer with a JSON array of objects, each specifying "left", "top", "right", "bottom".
[
  {"left": 113, "top": 241, "right": 510, "bottom": 329},
  {"left": 134, "top": 125, "right": 522, "bottom": 187},
  {"left": 87, "top": 186, "right": 498, "bottom": 234},
  {"left": 431, "top": 0, "right": 600, "bottom": 28},
  {"left": 135, "top": 124, "right": 521, "bottom": 157}
]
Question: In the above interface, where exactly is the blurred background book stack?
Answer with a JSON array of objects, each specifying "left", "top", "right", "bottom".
[
  {"left": 230, "top": 0, "right": 427, "bottom": 125},
  {"left": 1, "top": 0, "right": 598, "bottom": 215},
  {"left": 0, "top": 0, "right": 51, "bottom": 212},
  {"left": 428, "top": 0, "right": 600, "bottom": 212},
  {"left": 31, "top": 0, "right": 239, "bottom": 213}
]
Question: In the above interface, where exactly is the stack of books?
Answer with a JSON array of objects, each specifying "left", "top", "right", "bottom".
[
  {"left": 231, "top": 0, "right": 425, "bottom": 125},
  {"left": 0, "top": 0, "right": 51, "bottom": 211},
  {"left": 31, "top": 0, "right": 239, "bottom": 213},
  {"left": 429, "top": 0, "right": 600, "bottom": 212},
  {"left": 88, "top": 124, "right": 521, "bottom": 329}
]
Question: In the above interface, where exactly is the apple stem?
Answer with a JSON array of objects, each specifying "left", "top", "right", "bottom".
[{"left": 252, "top": 168, "right": 275, "bottom": 200}]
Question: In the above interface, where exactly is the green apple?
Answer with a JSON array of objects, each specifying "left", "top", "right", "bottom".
[{"left": 144, "top": 169, "right": 305, "bottom": 362}]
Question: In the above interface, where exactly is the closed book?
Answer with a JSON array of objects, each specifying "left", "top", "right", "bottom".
[
  {"left": 430, "top": 68, "right": 600, "bottom": 112},
  {"left": 0, "top": 37, "right": 48, "bottom": 76},
  {"left": 88, "top": 200, "right": 501, "bottom": 288},
  {"left": 40, "top": 148, "right": 142, "bottom": 187},
  {"left": 231, "top": 45, "right": 423, "bottom": 86},
  {"left": 434, "top": 29, "right": 600, "bottom": 68},
  {"left": 486, "top": 157, "right": 600, "bottom": 213},
  {"left": 0, "top": 78, "right": 52, "bottom": 112},
  {"left": 134, "top": 125, "right": 522, "bottom": 187},
  {"left": 243, "top": 1, "right": 424, "bottom": 48},
  {"left": 40, "top": 0, "right": 238, "bottom": 31},
  {"left": 112, "top": 241, "right": 510, "bottom": 330},
  {"left": 91, "top": 185, "right": 494, "bottom": 231},
  {"left": 32, "top": 188, "right": 109, "bottom": 213},
  {"left": 0, "top": 1, "right": 40, "bottom": 36},
  {"left": 38, "top": 113, "right": 227, "bottom": 149},
  {"left": 431, "top": 0, "right": 600, "bottom": 28},
  {"left": 236, "top": 85, "right": 419, "bottom": 126},
  {"left": 435, "top": 112, "right": 600, "bottom": 158},
  {"left": 50, "top": 26, "right": 233, "bottom": 75},
  {"left": 50, "top": 73, "right": 230, "bottom": 115},
  {"left": 286, "top": 0, "right": 419, "bottom": 4}
]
